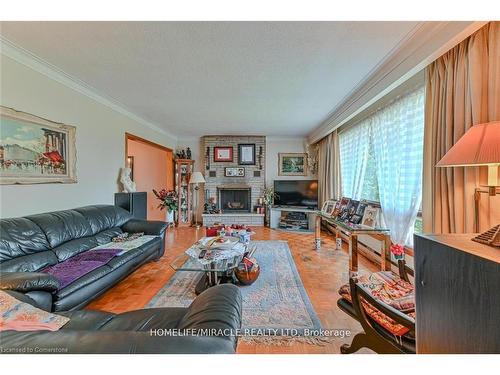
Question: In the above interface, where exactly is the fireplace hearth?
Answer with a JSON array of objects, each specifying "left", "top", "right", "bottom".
[{"left": 218, "top": 187, "right": 251, "bottom": 213}]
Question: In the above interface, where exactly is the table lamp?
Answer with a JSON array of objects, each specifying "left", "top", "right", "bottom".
[
  {"left": 437, "top": 121, "right": 500, "bottom": 233},
  {"left": 189, "top": 171, "right": 206, "bottom": 228}
]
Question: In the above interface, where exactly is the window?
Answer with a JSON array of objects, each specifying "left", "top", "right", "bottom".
[{"left": 339, "top": 86, "right": 425, "bottom": 246}]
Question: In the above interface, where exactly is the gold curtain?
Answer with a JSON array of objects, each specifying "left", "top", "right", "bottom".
[
  {"left": 317, "top": 129, "right": 341, "bottom": 206},
  {"left": 423, "top": 22, "right": 500, "bottom": 233}
]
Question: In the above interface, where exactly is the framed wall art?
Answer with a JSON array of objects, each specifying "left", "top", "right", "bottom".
[
  {"left": 224, "top": 167, "right": 245, "bottom": 177},
  {"left": 278, "top": 153, "right": 307, "bottom": 176},
  {"left": 238, "top": 143, "right": 256, "bottom": 165},
  {"left": 214, "top": 146, "right": 233, "bottom": 162},
  {"left": 0, "top": 106, "right": 77, "bottom": 185}
]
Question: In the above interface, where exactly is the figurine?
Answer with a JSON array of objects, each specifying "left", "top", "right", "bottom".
[
  {"left": 180, "top": 149, "right": 186, "bottom": 159},
  {"left": 120, "top": 167, "right": 136, "bottom": 193},
  {"left": 186, "top": 147, "right": 192, "bottom": 159}
]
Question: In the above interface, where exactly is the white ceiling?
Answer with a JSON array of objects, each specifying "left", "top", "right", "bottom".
[{"left": 0, "top": 21, "right": 420, "bottom": 137}]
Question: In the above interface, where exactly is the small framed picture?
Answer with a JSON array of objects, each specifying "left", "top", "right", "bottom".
[
  {"left": 361, "top": 206, "right": 379, "bottom": 228},
  {"left": 238, "top": 144, "right": 256, "bottom": 165},
  {"left": 278, "top": 153, "right": 307, "bottom": 176},
  {"left": 214, "top": 146, "right": 233, "bottom": 162},
  {"left": 321, "top": 200, "right": 337, "bottom": 216},
  {"left": 224, "top": 167, "right": 245, "bottom": 177}
]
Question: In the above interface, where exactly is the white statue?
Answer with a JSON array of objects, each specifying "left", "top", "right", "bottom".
[{"left": 120, "top": 167, "right": 136, "bottom": 193}]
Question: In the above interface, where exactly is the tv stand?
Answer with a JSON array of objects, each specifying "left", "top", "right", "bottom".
[{"left": 269, "top": 206, "right": 317, "bottom": 232}]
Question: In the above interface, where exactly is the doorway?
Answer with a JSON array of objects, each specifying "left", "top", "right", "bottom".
[{"left": 125, "top": 133, "right": 174, "bottom": 221}]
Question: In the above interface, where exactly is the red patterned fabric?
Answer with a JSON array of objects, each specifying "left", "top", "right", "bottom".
[{"left": 339, "top": 271, "right": 415, "bottom": 336}]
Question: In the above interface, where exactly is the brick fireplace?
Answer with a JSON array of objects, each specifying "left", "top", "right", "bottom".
[{"left": 201, "top": 135, "right": 265, "bottom": 226}]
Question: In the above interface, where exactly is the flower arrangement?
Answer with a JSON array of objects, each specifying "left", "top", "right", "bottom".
[
  {"left": 390, "top": 244, "right": 405, "bottom": 260},
  {"left": 153, "top": 189, "right": 178, "bottom": 212}
]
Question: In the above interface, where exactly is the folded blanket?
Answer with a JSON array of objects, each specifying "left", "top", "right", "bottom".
[{"left": 42, "top": 249, "right": 121, "bottom": 290}]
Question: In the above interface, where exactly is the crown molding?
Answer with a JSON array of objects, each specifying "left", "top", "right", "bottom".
[
  {"left": 0, "top": 37, "right": 178, "bottom": 142},
  {"left": 308, "top": 21, "right": 488, "bottom": 144}
]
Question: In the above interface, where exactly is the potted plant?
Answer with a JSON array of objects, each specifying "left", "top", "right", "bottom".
[
  {"left": 262, "top": 187, "right": 278, "bottom": 227},
  {"left": 153, "top": 189, "right": 178, "bottom": 224}
]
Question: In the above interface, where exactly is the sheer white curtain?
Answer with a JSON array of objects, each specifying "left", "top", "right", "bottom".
[
  {"left": 371, "top": 87, "right": 425, "bottom": 246},
  {"left": 339, "top": 120, "right": 371, "bottom": 200}
]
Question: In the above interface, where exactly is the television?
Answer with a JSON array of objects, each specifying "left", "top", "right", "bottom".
[{"left": 273, "top": 180, "right": 318, "bottom": 209}]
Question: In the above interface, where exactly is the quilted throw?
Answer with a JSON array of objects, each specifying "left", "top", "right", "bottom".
[
  {"left": 93, "top": 235, "right": 159, "bottom": 255},
  {"left": 0, "top": 291, "right": 70, "bottom": 332}
]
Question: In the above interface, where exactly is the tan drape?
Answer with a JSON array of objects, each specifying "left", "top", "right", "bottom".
[
  {"left": 317, "top": 129, "right": 341, "bottom": 206},
  {"left": 423, "top": 22, "right": 500, "bottom": 233}
]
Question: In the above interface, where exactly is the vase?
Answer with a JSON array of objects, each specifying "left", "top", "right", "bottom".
[{"left": 166, "top": 210, "right": 174, "bottom": 223}]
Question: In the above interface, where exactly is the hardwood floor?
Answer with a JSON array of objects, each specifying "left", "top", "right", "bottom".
[{"left": 86, "top": 226, "right": 378, "bottom": 354}]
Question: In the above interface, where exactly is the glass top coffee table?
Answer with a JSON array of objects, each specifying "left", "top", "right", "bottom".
[{"left": 170, "top": 237, "right": 249, "bottom": 294}]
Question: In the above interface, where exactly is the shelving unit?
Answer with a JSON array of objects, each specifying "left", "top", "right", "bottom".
[
  {"left": 174, "top": 159, "right": 195, "bottom": 226},
  {"left": 269, "top": 206, "right": 317, "bottom": 232}
]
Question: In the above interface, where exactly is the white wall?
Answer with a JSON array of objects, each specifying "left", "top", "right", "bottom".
[
  {"left": 265, "top": 136, "right": 316, "bottom": 186},
  {"left": 0, "top": 55, "right": 176, "bottom": 218}
]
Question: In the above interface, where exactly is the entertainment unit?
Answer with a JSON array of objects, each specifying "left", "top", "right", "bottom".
[{"left": 269, "top": 206, "right": 317, "bottom": 232}]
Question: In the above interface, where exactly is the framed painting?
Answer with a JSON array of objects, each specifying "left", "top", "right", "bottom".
[
  {"left": 238, "top": 143, "right": 256, "bottom": 165},
  {"left": 214, "top": 146, "right": 233, "bottom": 162},
  {"left": 278, "top": 153, "right": 307, "bottom": 176},
  {"left": 0, "top": 106, "right": 77, "bottom": 185}
]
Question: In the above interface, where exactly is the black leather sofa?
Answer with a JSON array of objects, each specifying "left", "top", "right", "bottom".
[
  {"left": 0, "top": 205, "right": 168, "bottom": 312},
  {"left": 0, "top": 285, "right": 242, "bottom": 354}
]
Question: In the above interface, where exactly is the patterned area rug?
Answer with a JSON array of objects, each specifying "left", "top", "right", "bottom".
[{"left": 147, "top": 240, "right": 325, "bottom": 345}]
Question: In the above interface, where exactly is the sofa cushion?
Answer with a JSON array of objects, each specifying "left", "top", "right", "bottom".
[
  {"left": 106, "top": 237, "right": 161, "bottom": 270},
  {"left": 55, "top": 265, "right": 113, "bottom": 299},
  {"left": 99, "top": 308, "right": 187, "bottom": 331},
  {"left": 52, "top": 237, "right": 99, "bottom": 262},
  {"left": 0, "top": 218, "right": 51, "bottom": 262},
  {"left": 27, "top": 209, "right": 93, "bottom": 248},
  {"left": 58, "top": 309, "right": 115, "bottom": 330},
  {"left": 0, "top": 290, "right": 69, "bottom": 332},
  {"left": 0, "top": 251, "right": 59, "bottom": 273},
  {"left": 42, "top": 249, "right": 122, "bottom": 290},
  {"left": 74, "top": 206, "right": 131, "bottom": 235},
  {"left": 94, "top": 227, "right": 124, "bottom": 245}
]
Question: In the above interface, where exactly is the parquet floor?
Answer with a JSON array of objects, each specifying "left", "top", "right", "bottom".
[{"left": 86, "top": 227, "right": 378, "bottom": 354}]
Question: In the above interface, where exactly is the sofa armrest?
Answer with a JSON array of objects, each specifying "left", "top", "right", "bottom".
[
  {"left": 0, "top": 272, "right": 59, "bottom": 293},
  {"left": 177, "top": 284, "right": 242, "bottom": 335},
  {"left": 121, "top": 219, "right": 168, "bottom": 236}
]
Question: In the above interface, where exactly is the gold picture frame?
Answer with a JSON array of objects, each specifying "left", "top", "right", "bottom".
[
  {"left": 0, "top": 106, "right": 77, "bottom": 185},
  {"left": 278, "top": 153, "right": 307, "bottom": 176}
]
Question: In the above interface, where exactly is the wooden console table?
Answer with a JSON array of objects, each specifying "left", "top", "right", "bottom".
[{"left": 315, "top": 211, "right": 391, "bottom": 274}]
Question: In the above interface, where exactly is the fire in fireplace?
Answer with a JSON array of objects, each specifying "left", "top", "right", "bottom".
[{"left": 218, "top": 188, "right": 251, "bottom": 213}]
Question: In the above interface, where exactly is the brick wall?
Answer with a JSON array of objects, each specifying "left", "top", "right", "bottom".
[{"left": 202, "top": 135, "right": 266, "bottom": 212}]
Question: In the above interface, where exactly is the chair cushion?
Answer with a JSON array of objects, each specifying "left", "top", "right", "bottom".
[
  {"left": 339, "top": 271, "right": 415, "bottom": 336},
  {"left": 0, "top": 290, "right": 69, "bottom": 332}
]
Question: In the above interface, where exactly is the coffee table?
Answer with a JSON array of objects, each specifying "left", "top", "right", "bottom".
[{"left": 170, "top": 237, "right": 249, "bottom": 294}]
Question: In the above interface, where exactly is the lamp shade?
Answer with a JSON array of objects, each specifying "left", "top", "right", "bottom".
[
  {"left": 189, "top": 171, "right": 206, "bottom": 184},
  {"left": 436, "top": 121, "right": 500, "bottom": 167}
]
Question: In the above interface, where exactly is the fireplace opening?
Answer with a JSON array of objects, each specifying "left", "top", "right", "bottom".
[{"left": 218, "top": 188, "right": 251, "bottom": 213}]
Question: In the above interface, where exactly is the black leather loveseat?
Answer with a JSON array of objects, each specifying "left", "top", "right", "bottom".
[
  {"left": 0, "top": 205, "right": 167, "bottom": 312},
  {"left": 0, "top": 285, "right": 242, "bottom": 354}
]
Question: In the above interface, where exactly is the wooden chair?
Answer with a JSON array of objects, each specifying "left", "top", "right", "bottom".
[{"left": 337, "top": 260, "right": 416, "bottom": 354}]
